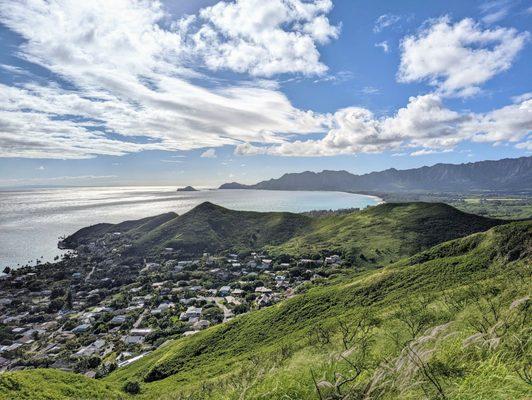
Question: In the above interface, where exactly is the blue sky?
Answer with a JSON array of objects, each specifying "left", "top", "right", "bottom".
[{"left": 0, "top": 0, "right": 530, "bottom": 187}]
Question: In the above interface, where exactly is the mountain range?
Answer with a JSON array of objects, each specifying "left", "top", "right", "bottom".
[{"left": 220, "top": 156, "right": 532, "bottom": 193}]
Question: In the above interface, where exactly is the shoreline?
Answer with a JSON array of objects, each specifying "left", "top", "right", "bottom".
[{"left": 1, "top": 188, "right": 377, "bottom": 269}]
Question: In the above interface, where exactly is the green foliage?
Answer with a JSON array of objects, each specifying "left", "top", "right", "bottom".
[
  {"left": 268, "top": 202, "right": 503, "bottom": 264},
  {"left": 2, "top": 215, "right": 530, "bottom": 399},
  {"left": 0, "top": 369, "right": 123, "bottom": 400},
  {"left": 123, "top": 380, "right": 141, "bottom": 395},
  {"left": 64, "top": 202, "right": 503, "bottom": 262}
]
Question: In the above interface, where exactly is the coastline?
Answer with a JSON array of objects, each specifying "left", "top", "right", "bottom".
[{"left": 1, "top": 188, "right": 377, "bottom": 269}]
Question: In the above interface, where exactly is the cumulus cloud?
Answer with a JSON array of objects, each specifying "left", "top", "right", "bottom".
[
  {"left": 236, "top": 94, "right": 532, "bottom": 157},
  {"left": 0, "top": 0, "right": 331, "bottom": 159},
  {"left": 183, "top": 0, "right": 340, "bottom": 76},
  {"left": 0, "top": 3, "right": 529, "bottom": 161},
  {"left": 398, "top": 17, "right": 529, "bottom": 97},
  {"left": 200, "top": 148, "right": 217, "bottom": 158}
]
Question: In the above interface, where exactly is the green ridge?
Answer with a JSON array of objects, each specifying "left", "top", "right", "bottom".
[{"left": 63, "top": 202, "right": 504, "bottom": 263}]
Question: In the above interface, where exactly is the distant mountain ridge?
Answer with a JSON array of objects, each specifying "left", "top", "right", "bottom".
[{"left": 220, "top": 156, "right": 532, "bottom": 193}]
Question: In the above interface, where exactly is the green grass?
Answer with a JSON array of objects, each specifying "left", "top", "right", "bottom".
[
  {"left": 64, "top": 202, "right": 504, "bottom": 263},
  {"left": 0, "top": 369, "right": 124, "bottom": 400},
  {"left": 4, "top": 210, "right": 529, "bottom": 400},
  {"left": 268, "top": 202, "right": 503, "bottom": 264},
  {"left": 450, "top": 199, "right": 532, "bottom": 220},
  {"left": 100, "top": 219, "right": 530, "bottom": 399}
]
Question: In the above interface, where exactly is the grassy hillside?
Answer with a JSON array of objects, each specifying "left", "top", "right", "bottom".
[
  {"left": 61, "top": 212, "right": 178, "bottom": 248},
  {"left": 5, "top": 220, "right": 529, "bottom": 399},
  {"left": 268, "top": 202, "right": 504, "bottom": 264},
  {"left": 0, "top": 369, "right": 123, "bottom": 400},
  {"left": 63, "top": 202, "right": 504, "bottom": 263},
  {"left": 130, "top": 202, "right": 313, "bottom": 256}
]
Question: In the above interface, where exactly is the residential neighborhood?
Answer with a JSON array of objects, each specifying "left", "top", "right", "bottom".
[{"left": 0, "top": 230, "right": 344, "bottom": 377}]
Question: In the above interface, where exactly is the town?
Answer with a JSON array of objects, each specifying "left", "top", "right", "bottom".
[{"left": 0, "top": 229, "right": 346, "bottom": 378}]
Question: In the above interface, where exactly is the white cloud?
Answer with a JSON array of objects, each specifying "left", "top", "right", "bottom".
[
  {"left": 373, "top": 14, "right": 400, "bottom": 33},
  {"left": 410, "top": 148, "right": 453, "bottom": 156},
  {"left": 398, "top": 17, "right": 529, "bottom": 97},
  {"left": 480, "top": 0, "right": 513, "bottom": 24},
  {"left": 512, "top": 92, "right": 532, "bottom": 103},
  {"left": 375, "top": 41, "right": 389, "bottom": 53},
  {"left": 184, "top": 0, "right": 340, "bottom": 76},
  {"left": 201, "top": 148, "right": 217, "bottom": 158},
  {"left": 235, "top": 94, "right": 532, "bottom": 157},
  {"left": 0, "top": 3, "right": 529, "bottom": 162},
  {"left": 516, "top": 141, "right": 532, "bottom": 151},
  {"left": 0, "top": 0, "right": 331, "bottom": 159},
  {"left": 360, "top": 86, "right": 380, "bottom": 95}
]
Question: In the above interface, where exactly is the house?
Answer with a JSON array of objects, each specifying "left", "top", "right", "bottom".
[
  {"left": 75, "top": 339, "right": 105, "bottom": 357},
  {"left": 72, "top": 324, "right": 91, "bottom": 334},
  {"left": 256, "top": 294, "right": 272, "bottom": 308},
  {"left": 0, "top": 298, "right": 13, "bottom": 306},
  {"left": 123, "top": 335, "right": 144, "bottom": 345},
  {"left": 177, "top": 260, "right": 193, "bottom": 268},
  {"left": 255, "top": 287, "right": 272, "bottom": 294},
  {"left": 218, "top": 286, "right": 231, "bottom": 296},
  {"left": 231, "top": 289, "right": 244, "bottom": 296},
  {"left": 225, "top": 296, "right": 240, "bottom": 305},
  {"left": 185, "top": 306, "right": 202, "bottom": 319},
  {"left": 258, "top": 259, "right": 272, "bottom": 270},
  {"left": 109, "top": 315, "right": 127, "bottom": 326},
  {"left": 325, "top": 255, "right": 342, "bottom": 265},
  {"left": 192, "top": 320, "right": 210, "bottom": 330},
  {"left": 157, "top": 302, "right": 175, "bottom": 312},
  {"left": 130, "top": 328, "right": 152, "bottom": 336}
]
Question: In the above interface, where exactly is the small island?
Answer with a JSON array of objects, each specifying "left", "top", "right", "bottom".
[{"left": 177, "top": 185, "right": 198, "bottom": 192}]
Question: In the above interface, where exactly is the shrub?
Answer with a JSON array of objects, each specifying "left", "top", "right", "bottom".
[{"left": 123, "top": 380, "right": 141, "bottom": 394}]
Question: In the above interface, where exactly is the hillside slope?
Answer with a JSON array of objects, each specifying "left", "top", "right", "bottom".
[
  {"left": 220, "top": 156, "right": 532, "bottom": 193},
  {"left": 268, "top": 202, "right": 504, "bottom": 264},
  {"left": 62, "top": 202, "right": 504, "bottom": 263},
  {"left": 3, "top": 220, "right": 529, "bottom": 399}
]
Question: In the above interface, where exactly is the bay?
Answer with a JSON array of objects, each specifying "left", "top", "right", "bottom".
[{"left": 0, "top": 187, "right": 380, "bottom": 268}]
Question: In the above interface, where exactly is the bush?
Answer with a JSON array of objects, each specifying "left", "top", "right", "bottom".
[{"left": 123, "top": 380, "right": 141, "bottom": 394}]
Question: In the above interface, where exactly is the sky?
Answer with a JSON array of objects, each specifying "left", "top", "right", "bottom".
[{"left": 0, "top": 0, "right": 531, "bottom": 188}]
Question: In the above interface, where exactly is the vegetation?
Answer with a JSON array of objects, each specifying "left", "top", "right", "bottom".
[
  {"left": 2, "top": 218, "right": 530, "bottom": 399},
  {"left": 0, "top": 369, "right": 123, "bottom": 400},
  {"left": 63, "top": 202, "right": 503, "bottom": 264},
  {"left": 378, "top": 192, "right": 532, "bottom": 220},
  {"left": 268, "top": 202, "right": 503, "bottom": 263},
  {"left": 450, "top": 197, "right": 532, "bottom": 220}
]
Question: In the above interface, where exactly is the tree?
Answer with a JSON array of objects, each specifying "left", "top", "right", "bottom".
[
  {"left": 64, "top": 289, "right": 73, "bottom": 309},
  {"left": 123, "top": 380, "right": 141, "bottom": 395},
  {"left": 203, "top": 307, "right": 224, "bottom": 323},
  {"left": 396, "top": 298, "right": 435, "bottom": 341}
]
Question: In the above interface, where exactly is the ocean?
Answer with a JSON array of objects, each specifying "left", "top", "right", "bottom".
[{"left": 0, "top": 187, "right": 380, "bottom": 269}]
